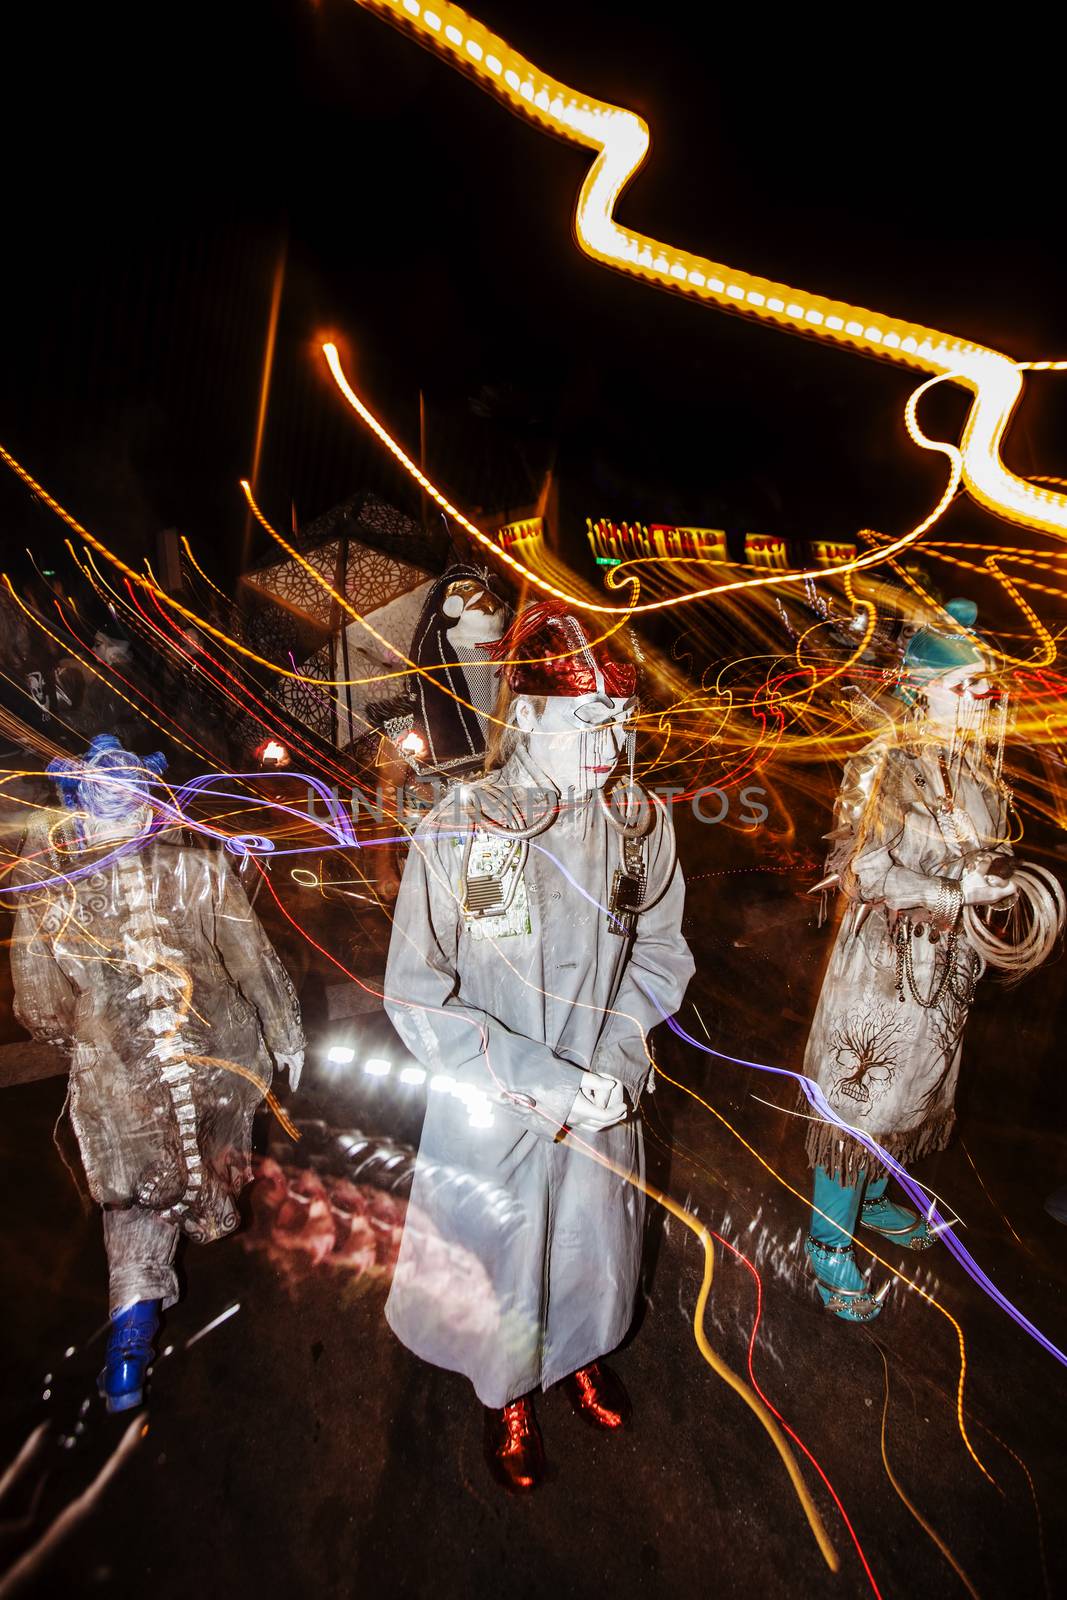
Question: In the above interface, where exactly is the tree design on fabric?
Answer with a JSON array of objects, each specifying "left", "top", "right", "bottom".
[
  {"left": 829, "top": 1005, "right": 907, "bottom": 1114},
  {"left": 917, "top": 945, "right": 982, "bottom": 1117}
]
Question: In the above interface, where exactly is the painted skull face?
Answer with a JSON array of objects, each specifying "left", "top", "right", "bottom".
[
  {"left": 924, "top": 662, "right": 999, "bottom": 732},
  {"left": 828, "top": 1007, "right": 903, "bottom": 1116},
  {"left": 526, "top": 693, "right": 636, "bottom": 791}
]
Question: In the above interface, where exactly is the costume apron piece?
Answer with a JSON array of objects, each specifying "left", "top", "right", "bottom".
[
  {"left": 384, "top": 757, "right": 694, "bottom": 1406},
  {"left": 11, "top": 827, "right": 304, "bottom": 1306},
  {"left": 804, "top": 740, "right": 1009, "bottom": 1183}
]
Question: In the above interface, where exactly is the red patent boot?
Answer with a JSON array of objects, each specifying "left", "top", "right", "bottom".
[
  {"left": 483, "top": 1397, "right": 546, "bottom": 1492},
  {"left": 563, "top": 1361, "right": 632, "bottom": 1430}
]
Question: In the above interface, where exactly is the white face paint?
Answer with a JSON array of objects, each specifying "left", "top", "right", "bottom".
[
  {"left": 924, "top": 663, "right": 997, "bottom": 734},
  {"left": 517, "top": 693, "right": 636, "bottom": 792},
  {"left": 79, "top": 803, "right": 152, "bottom": 846}
]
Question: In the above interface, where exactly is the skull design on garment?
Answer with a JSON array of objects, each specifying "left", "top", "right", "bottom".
[{"left": 828, "top": 1007, "right": 905, "bottom": 1114}]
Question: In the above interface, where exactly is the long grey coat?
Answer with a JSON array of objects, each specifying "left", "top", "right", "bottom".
[{"left": 384, "top": 757, "right": 694, "bottom": 1406}]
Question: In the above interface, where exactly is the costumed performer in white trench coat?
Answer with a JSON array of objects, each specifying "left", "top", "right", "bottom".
[{"left": 382, "top": 601, "right": 694, "bottom": 1491}]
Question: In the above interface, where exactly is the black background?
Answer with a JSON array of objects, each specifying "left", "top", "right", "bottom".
[{"left": 1, "top": 1, "right": 1064, "bottom": 586}]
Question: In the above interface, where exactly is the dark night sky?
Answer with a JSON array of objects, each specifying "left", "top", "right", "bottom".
[{"left": 1, "top": 1, "right": 1064, "bottom": 590}]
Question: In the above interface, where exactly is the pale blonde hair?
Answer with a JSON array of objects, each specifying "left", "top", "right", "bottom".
[{"left": 483, "top": 688, "right": 546, "bottom": 772}]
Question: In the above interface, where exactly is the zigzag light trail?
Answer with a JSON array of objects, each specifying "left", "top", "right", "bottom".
[{"left": 351, "top": 0, "right": 1067, "bottom": 539}]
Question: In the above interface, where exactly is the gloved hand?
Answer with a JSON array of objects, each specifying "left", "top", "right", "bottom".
[
  {"left": 276, "top": 1051, "right": 304, "bottom": 1093},
  {"left": 569, "top": 1070, "right": 628, "bottom": 1132},
  {"left": 960, "top": 868, "right": 1016, "bottom": 907}
]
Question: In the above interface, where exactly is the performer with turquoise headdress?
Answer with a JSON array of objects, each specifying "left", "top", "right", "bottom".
[{"left": 800, "top": 600, "right": 1063, "bottom": 1322}]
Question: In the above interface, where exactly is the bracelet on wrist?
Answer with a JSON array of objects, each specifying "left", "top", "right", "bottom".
[{"left": 932, "top": 876, "right": 962, "bottom": 931}]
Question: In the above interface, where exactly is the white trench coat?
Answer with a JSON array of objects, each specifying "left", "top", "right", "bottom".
[{"left": 383, "top": 756, "right": 694, "bottom": 1406}]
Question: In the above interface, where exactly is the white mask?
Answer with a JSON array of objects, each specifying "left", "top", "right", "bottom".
[
  {"left": 517, "top": 693, "right": 635, "bottom": 792},
  {"left": 924, "top": 664, "right": 998, "bottom": 733},
  {"left": 443, "top": 583, "right": 505, "bottom": 651}
]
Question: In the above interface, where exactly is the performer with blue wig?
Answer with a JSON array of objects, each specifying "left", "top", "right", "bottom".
[
  {"left": 801, "top": 601, "right": 1062, "bottom": 1321},
  {"left": 9, "top": 735, "right": 304, "bottom": 1409}
]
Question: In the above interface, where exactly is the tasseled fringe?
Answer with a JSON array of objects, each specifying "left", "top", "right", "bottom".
[{"left": 802, "top": 1101, "right": 957, "bottom": 1185}]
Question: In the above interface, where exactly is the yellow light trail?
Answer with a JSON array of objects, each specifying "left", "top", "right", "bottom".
[
  {"left": 860, "top": 532, "right": 1059, "bottom": 671},
  {"left": 871, "top": 1341, "right": 983, "bottom": 1599},
  {"left": 239, "top": 478, "right": 634, "bottom": 706},
  {"left": 179, "top": 535, "right": 232, "bottom": 604},
  {"left": 351, "top": 0, "right": 1067, "bottom": 539},
  {"left": 323, "top": 343, "right": 961, "bottom": 608},
  {"left": 653, "top": 1062, "right": 996, "bottom": 1486},
  {"left": 594, "top": 1138, "right": 840, "bottom": 1571},
  {"left": 0, "top": 439, "right": 640, "bottom": 725},
  {"left": 241, "top": 239, "right": 288, "bottom": 572},
  {"left": 319, "top": 830, "right": 841, "bottom": 1568},
  {"left": 0, "top": 577, "right": 220, "bottom": 771},
  {"left": 0, "top": 442, "right": 460, "bottom": 695}
]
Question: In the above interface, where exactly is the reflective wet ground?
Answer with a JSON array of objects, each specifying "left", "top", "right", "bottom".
[{"left": 2, "top": 795, "right": 1065, "bottom": 1599}]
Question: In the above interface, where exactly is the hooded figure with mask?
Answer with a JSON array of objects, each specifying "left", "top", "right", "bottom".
[
  {"left": 367, "top": 566, "right": 508, "bottom": 898},
  {"left": 799, "top": 599, "right": 1060, "bottom": 1322},
  {"left": 382, "top": 602, "right": 694, "bottom": 1492},
  {"left": 8, "top": 735, "right": 304, "bottom": 1410},
  {"left": 403, "top": 567, "right": 508, "bottom": 777}
]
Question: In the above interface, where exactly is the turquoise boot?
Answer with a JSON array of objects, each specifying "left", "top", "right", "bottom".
[
  {"left": 805, "top": 1166, "right": 886, "bottom": 1323},
  {"left": 860, "top": 1173, "right": 935, "bottom": 1250}
]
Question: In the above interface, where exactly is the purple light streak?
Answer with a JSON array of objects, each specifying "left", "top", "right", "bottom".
[{"left": 642, "top": 986, "right": 1067, "bottom": 1370}]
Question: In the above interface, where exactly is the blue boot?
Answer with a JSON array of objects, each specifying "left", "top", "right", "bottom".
[
  {"left": 98, "top": 1300, "right": 161, "bottom": 1413},
  {"left": 805, "top": 1166, "right": 886, "bottom": 1323},
  {"left": 861, "top": 1174, "right": 935, "bottom": 1250}
]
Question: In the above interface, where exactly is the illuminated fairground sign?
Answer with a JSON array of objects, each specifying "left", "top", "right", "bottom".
[
  {"left": 587, "top": 519, "right": 855, "bottom": 570},
  {"left": 586, "top": 519, "right": 729, "bottom": 565},
  {"left": 810, "top": 538, "right": 860, "bottom": 568},
  {"left": 497, "top": 516, "right": 545, "bottom": 552}
]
